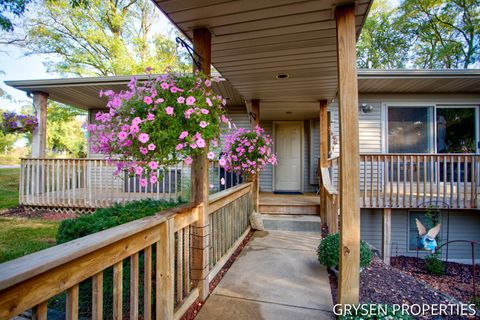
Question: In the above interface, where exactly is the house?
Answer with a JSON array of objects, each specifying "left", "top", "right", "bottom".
[{"left": 1, "top": 1, "right": 479, "bottom": 317}]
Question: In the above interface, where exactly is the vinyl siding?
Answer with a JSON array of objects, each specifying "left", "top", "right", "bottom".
[{"left": 360, "top": 208, "right": 480, "bottom": 262}]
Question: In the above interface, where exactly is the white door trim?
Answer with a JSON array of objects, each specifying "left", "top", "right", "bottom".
[{"left": 272, "top": 121, "right": 304, "bottom": 193}]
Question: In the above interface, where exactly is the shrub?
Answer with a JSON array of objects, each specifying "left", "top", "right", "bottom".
[
  {"left": 424, "top": 254, "right": 445, "bottom": 276},
  {"left": 317, "top": 233, "right": 372, "bottom": 269},
  {"left": 57, "top": 198, "right": 182, "bottom": 243},
  {"left": 338, "top": 304, "right": 413, "bottom": 320}
]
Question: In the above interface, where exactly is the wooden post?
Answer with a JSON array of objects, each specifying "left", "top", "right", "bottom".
[
  {"left": 336, "top": 3, "right": 361, "bottom": 305},
  {"left": 156, "top": 218, "right": 175, "bottom": 320},
  {"left": 31, "top": 92, "right": 48, "bottom": 158},
  {"left": 382, "top": 208, "right": 392, "bottom": 265},
  {"left": 191, "top": 27, "right": 211, "bottom": 301},
  {"left": 319, "top": 100, "right": 329, "bottom": 229},
  {"left": 250, "top": 99, "right": 260, "bottom": 212}
]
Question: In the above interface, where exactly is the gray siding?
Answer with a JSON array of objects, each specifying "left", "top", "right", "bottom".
[{"left": 360, "top": 208, "right": 480, "bottom": 262}]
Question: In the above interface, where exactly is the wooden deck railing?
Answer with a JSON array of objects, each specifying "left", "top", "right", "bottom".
[
  {"left": 19, "top": 158, "right": 243, "bottom": 209},
  {"left": 326, "top": 154, "right": 480, "bottom": 209},
  {"left": 0, "top": 182, "right": 253, "bottom": 319}
]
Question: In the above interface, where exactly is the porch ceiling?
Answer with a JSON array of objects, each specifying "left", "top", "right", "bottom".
[{"left": 153, "top": 0, "right": 372, "bottom": 103}]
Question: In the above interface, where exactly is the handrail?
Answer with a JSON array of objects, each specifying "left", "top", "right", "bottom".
[{"left": 320, "top": 167, "right": 337, "bottom": 195}]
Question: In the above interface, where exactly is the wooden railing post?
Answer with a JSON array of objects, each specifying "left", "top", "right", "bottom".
[
  {"left": 191, "top": 27, "right": 211, "bottom": 301},
  {"left": 156, "top": 217, "right": 175, "bottom": 320},
  {"left": 31, "top": 92, "right": 48, "bottom": 158},
  {"left": 319, "top": 100, "right": 329, "bottom": 230},
  {"left": 250, "top": 99, "right": 260, "bottom": 212},
  {"left": 335, "top": 3, "right": 361, "bottom": 305}
]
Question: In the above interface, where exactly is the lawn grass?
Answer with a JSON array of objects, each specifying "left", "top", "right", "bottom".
[
  {"left": 0, "top": 217, "right": 59, "bottom": 263},
  {"left": 0, "top": 168, "right": 20, "bottom": 209}
]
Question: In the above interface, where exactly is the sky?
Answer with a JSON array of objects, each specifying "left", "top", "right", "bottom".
[{"left": 0, "top": 4, "right": 174, "bottom": 113}]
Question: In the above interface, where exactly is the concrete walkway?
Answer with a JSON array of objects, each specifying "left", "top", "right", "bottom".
[{"left": 197, "top": 226, "right": 334, "bottom": 320}]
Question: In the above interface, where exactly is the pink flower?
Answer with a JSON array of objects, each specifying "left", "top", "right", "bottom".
[
  {"left": 175, "top": 143, "right": 184, "bottom": 151},
  {"left": 165, "top": 106, "right": 174, "bottom": 115},
  {"left": 177, "top": 96, "right": 185, "bottom": 103},
  {"left": 205, "top": 79, "right": 211, "bottom": 87},
  {"left": 186, "top": 96, "right": 196, "bottom": 106},
  {"left": 220, "top": 178, "right": 225, "bottom": 185},
  {"left": 139, "top": 147, "right": 148, "bottom": 155},
  {"left": 179, "top": 131, "right": 188, "bottom": 139},
  {"left": 155, "top": 98, "right": 164, "bottom": 104},
  {"left": 138, "top": 133, "right": 149, "bottom": 144},
  {"left": 135, "top": 167, "right": 143, "bottom": 175},
  {"left": 199, "top": 121, "right": 208, "bottom": 128},
  {"left": 146, "top": 113, "right": 155, "bottom": 121},
  {"left": 206, "top": 97, "right": 213, "bottom": 107},
  {"left": 150, "top": 175, "right": 158, "bottom": 184},
  {"left": 170, "top": 87, "right": 178, "bottom": 93},
  {"left": 191, "top": 143, "right": 198, "bottom": 149},
  {"left": 148, "top": 143, "right": 156, "bottom": 151},
  {"left": 207, "top": 152, "right": 215, "bottom": 160},
  {"left": 184, "top": 108, "right": 194, "bottom": 119},
  {"left": 200, "top": 108, "right": 209, "bottom": 115},
  {"left": 219, "top": 158, "right": 226, "bottom": 167},
  {"left": 117, "top": 131, "right": 128, "bottom": 141},
  {"left": 130, "top": 125, "right": 139, "bottom": 134},
  {"left": 140, "top": 178, "right": 147, "bottom": 187},
  {"left": 144, "top": 96, "right": 153, "bottom": 104},
  {"left": 221, "top": 115, "right": 229, "bottom": 123},
  {"left": 184, "top": 156, "right": 193, "bottom": 165},
  {"left": 132, "top": 117, "right": 142, "bottom": 125},
  {"left": 148, "top": 161, "right": 158, "bottom": 170},
  {"left": 160, "top": 83, "right": 169, "bottom": 90},
  {"left": 196, "top": 137, "right": 206, "bottom": 148}
]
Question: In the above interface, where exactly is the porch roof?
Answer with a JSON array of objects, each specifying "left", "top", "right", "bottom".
[{"left": 152, "top": 0, "right": 373, "bottom": 103}]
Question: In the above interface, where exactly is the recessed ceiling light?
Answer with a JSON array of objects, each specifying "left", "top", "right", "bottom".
[
  {"left": 276, "top": 73, "right": 289, "bottom": 79},
  {"left": 286, "top": 111, "right": 292, "bottom": 114}
]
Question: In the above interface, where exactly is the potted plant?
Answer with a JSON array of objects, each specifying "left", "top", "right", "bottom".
[
  {"left": 88, "top": 68, "right": 229, "bottom": 183},
  {"left": 1, "top": 112, "right": 38, "bottom": 134},
  {"left": 317, "top": 233, "right": 372, "bottom": 275},
  {"left": 219, "top": 125, "right": 277, "bottom": 181}
]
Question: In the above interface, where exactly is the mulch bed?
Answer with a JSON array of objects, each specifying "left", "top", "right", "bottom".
[
  {"left": 180, "top": 230, "right": 254, "bottom": 320},
  {"left": 329, "top": 256, "right": 475, "bottom": 319},
  {"left": 0, "top": 206, "right": 78, "bottom": 221},
  {"left": 391, "top": 256, "right": 478, "bottom": 308}
]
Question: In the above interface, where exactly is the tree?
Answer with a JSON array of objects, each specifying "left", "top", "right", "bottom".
[
  {"left": 23, "top": 0, "right": 188, "bottom": 76},
  {"left": 0, "top": 0, "right": 30, "bottom": 32},
  {"left": 399, "top": 0, "right": 480, "bottom": 69},
  {"left": 357, "top": 0, "right": 410, "bottom": 69}
]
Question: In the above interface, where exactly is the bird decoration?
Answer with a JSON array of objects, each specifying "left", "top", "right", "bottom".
[{"left": 416, "top": 218, "right": 441, "bottom": 253}]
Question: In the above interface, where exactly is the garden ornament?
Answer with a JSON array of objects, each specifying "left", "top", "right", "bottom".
[{"left": 415, "top": 218, "right": 441, "bottom": 253}]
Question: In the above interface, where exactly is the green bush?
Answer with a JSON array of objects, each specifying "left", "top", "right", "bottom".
[
  {"left": 317, "top": 233, "right": 372, "bottom": 269},
  {"left": 338, "top": 304, "right": 413, "bottom": 320},
  {"left": 424, "top": 254, "right": 445, "bottom": 276},
  {"left": 57, "top": 198, "right": 183, "bottom": 243}
]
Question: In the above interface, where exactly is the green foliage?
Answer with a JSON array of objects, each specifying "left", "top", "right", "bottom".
[
  {"left": 338, "top": 304, "right": 413, "bottom": 320},
  {"left": 317, "top": 233, "right": 372, "bottom": 269},
  {"left": 0, "top": 0, "right": 30, "bottom": 31},
  {"left": 56, "top": 198, "right": 183, "bottom": 244},
  {"left": 424, "top": 253, "right": 445, "bottom": 276},
  {"left": 24, "top": 0, "right": 188, "bottom": 76}
]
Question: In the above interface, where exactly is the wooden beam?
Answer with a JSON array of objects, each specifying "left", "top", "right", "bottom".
[
  {"left": 31, "top": 92, "right": 48, "bottom": 158},
  {"left": 191, "top": 27, "right": 211, "bottom": 302},
  {"left": 250, "top": 99, "right": 260, "bottom": 212},
  {"left": 382, "top": 208, "right": 392, "bottom": 265},
  {"left": 335, "top": 3, "right": 361, "bottom": 305},
  {"left": 319, "top": 100, "right": 328, "bottom": 228}
]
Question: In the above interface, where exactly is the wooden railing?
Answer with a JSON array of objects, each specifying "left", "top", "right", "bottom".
[
  {"left": 19, "top": 158, "right": 243, "bottom": 209},
  {"left": 360, "top": 153, "right": 480, "bottom": 209},
  {"left": 0, "top": 182, "right": 253, "bottom": 319}
]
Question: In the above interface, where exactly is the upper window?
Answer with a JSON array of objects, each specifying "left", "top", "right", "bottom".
[
  {"left": 388, "top": 106, "right": 434, "bottom": 153},
  {"left": 437, "top": 107, "right": 476, "bottom": 153}
]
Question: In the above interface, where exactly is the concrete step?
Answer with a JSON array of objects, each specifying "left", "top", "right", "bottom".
[
  {"left": 259, "top": 204, "right": 319, "bottom": 215},
  {"left": 262, "top": 214, "right": 321, "bottom": 232}
]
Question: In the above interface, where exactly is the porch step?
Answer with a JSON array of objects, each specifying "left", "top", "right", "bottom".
[
  {"left": 259, "top": 204, "right": 320, "bottom": 215},
  {"left": 262, "top": 214, "right": 321, "bottom": 232}
]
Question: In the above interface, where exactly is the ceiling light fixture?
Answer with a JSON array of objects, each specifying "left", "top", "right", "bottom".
[{"left": 276, "top": 73, "right": 289, "bottom": 79}]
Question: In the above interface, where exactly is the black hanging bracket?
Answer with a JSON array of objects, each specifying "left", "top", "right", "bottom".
[{"left": 175, "top": 37, "right": 202, "bottom": 70}]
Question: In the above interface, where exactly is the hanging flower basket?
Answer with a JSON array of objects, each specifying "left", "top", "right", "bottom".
[
  {"left": 1, "top": 112, "right": 38, "bottom": 134},
  {"left": 88, "top": 68, "right": 229, "bottom": 185},
  {"left": 219, "top": 125, "right": 277, "bottom": 178}
]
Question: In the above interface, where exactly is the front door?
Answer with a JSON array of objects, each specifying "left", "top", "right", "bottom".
[{"left": 274, "top": 122, "right": 302, "bottom": 192}]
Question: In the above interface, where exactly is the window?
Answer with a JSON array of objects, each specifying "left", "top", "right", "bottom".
[
  {"left": 437, "top": 107, "right": 476, "bottom": 153},
  {"left": 388, "top": 107, "right": 434, "bottom": 153},
  {"left": 408, "top": 210, "right": 441, "bottom": 251}
]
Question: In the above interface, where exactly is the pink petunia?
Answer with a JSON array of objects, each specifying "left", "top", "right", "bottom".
[
  {"left": 140, "top": 178, "right": 147, "bottom": 187},
  {"left": 155, "top": 98, "right": 164, "bottom": 104},
  {"left": 221, "top": 115, "right": 229, "bottom": 123},
  {"left": 148, "top": 161, "right": 158, "bottom": 170},
  {"left": 186, "top": 96, "right": 196, "bottom": 106},
  {"left": 177, "top": 96, "right": 185, "bottom": 103},
  {"left": 219, "top": 158, "right": 226, "bottom": 167},
  {"left": 139, "top": 147, "right": 148, "bottom": 155},
  {"left": 170, "top": 87, "right": 178, "bottom": 93},
  {"left": 175, "top": 143, "right": 184, "bottom": 151},
  {"left": 199, "top": 121, "right": 208, "bottom": 128},
  {"left": 206, "top": 97, "right": 213, "bottom": 107},
  {"left": 132, "top": 117, "right": 142, "bottom": 125},
  {"left": 135, "top": 166, "right": 143, "bottom": 176},
  {"left": 150, "top": 175, "right": 158, "bottom": 184},
  {"left": 165, "top": 106, "right": 174, "bottom": 115},
  {"left": 146, "top": 113, "right": 155, "bottom": 121},
  {"left": 220, "top": 178, "right": 225, "bottom": 185},
  {"left": 205, "top": 79, "right": 211, "bottom": 87},
  {"left": 207, "top": 152, "right": 215, "bottom": 160},
  {"left": 144, "top": 96, "right": 153, "bottom": 105},
  {"left": 179, "top": 131, "right": 188, "bottom": 139},
  {"left": 160, "top": 83, "right": 169, "bottom": 90},
  {"left": 117, "top": 131, "right": 128, "bottom": 141},
  {"left": 148, "top": 143, "right": 156, "bottom": 151},
  {"left": 200, "top": 108, "right": 209, "bottom": 115},
  {"left": 196, "top": 137, "right": 206, "bottom": 148},
  {"left": 184, "top": 156, "right": 193, "bottom": 165},
  {"left": 138, "top": 133, "right": 149, "bottom": 144}
]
